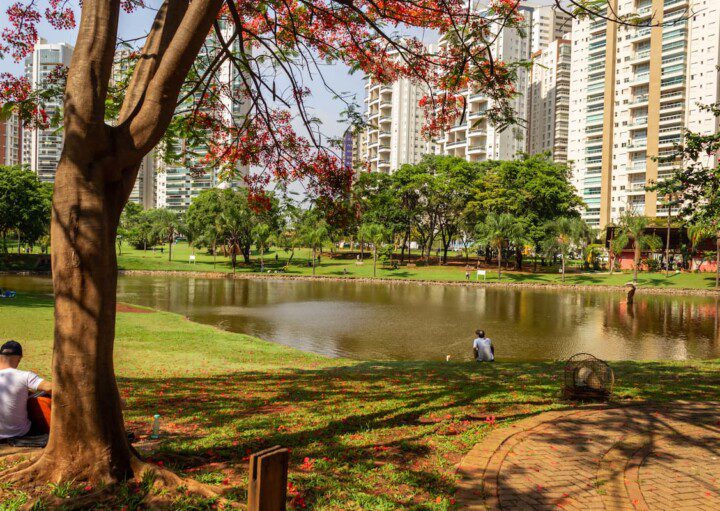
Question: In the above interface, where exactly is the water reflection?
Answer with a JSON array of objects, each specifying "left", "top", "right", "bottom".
[{"left": 2, "top": 275, "right": 720, "bottom": 361}]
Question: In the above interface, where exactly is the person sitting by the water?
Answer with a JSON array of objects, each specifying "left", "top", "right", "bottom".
[
  {"left": 472, "top": 330, "right": 494, "bottom": 362},
  {"left": 0, "top": 340, "right": 52, "bottom": 442}
]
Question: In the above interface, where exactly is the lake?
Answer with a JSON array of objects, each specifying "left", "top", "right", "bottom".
[{"left": 2, "top": 274, "right": 720, "bottom": 361}]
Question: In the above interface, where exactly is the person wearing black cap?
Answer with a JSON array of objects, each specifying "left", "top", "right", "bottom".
[{"left": 0, "top": 340, "right": 52, "bottom": 440}]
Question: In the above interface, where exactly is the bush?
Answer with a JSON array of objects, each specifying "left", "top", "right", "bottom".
[{"left": 645, "top": 258, "right": 661, "bottom": 272}]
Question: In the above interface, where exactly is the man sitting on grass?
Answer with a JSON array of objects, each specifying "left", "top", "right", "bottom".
[
  {"left": 472, "top": 330, "right": 494, "bottom": 363},
  {"left": 0, "top": 340, "right": 52, "bottom": 441}
]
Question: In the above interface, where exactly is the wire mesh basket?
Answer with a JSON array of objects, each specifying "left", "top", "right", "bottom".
[{"left": 562, "top": 353, "right": 614, "bottom": 402}]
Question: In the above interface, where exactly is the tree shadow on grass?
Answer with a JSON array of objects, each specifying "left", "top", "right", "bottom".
[{"left": 115, "top": 359, "right": 719, "bottom": 509}]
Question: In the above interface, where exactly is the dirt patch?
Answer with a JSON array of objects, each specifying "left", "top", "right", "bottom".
[{"left": 116, "top": 303, "right": 153, "bottom": 314}]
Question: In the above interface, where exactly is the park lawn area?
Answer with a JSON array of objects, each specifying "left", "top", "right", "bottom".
[
  {"left": 1, "top": 294, "right": 719, "bottom": 510},
  {"left": 6, "top": 240, "right": 720, "bottom": 290},
  {"left": 113, "top": 242, "right": 720, "bottom": 290}
]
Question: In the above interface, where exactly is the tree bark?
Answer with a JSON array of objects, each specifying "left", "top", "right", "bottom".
[
  {"left": 716, "top": 235, "right": 720, "bottom": 289},
  {"left": 43, "top": 152, "right": 132, "bottom": 482},
  {"left": 634, "top": 243, "right": 640, "bottom": 283},
  {"left": 665, "top": 206, "right": 671, "bottom": 277},
  {"left": 497, "top": 245, "right": 502, "bottom": 281},
  {"left": 373, "top": 247, "right": 377, "bottom": 277},
  {"left": 168, "top": 233, "right": 173, "bottom": 261}
]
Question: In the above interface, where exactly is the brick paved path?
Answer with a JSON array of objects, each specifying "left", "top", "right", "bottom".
[{"left": 455, "top": 402, "right": 720, "bottom": 511}]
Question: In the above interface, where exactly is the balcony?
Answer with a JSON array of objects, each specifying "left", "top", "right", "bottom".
[
  {"left": 468, "top": 145, "right": 486, "bottom": 153},
  {"left": 627, "top": 183, "right": 646, "bottom": 193},
  {"left": 632, "top": 72, "right": 650, "bottom": 84},
  {"left": 628, "top": 138, "right": 648, "bottom": 149},
  {"left": 632, "top": 28, "right": 652, "bottom": 41},
  {"left": 446, "top": 139, "right": 467, "bottom": 149}
]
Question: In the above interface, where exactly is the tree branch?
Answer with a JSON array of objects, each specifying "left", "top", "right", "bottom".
[
  {"left": 117, "top": 0, "right": 224, "bottom": 165},
  {"left": 118, "top": 0, "right": 189, "bottom": 124},
  {"left": 63, "top": 0, "right": 120, "bottom": 135}
]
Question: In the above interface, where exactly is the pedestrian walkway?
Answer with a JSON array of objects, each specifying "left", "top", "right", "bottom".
[{"left": 455, "top": 402, "right": 720, "bottom": 510}]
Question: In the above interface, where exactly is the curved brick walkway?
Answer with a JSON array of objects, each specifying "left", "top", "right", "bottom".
[{"left": 455, "top": 402, "right": 720, "bottom": 510}]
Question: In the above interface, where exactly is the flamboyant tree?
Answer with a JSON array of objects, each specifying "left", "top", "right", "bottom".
[{"left": 0, "top": 0, "right": 639, "bottom": 495}]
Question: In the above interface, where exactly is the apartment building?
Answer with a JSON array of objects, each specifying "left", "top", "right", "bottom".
[
  {"left": 530, "top": 6, "right": 573, "bottom": 53},
  {"left": 1, "top": 112, "right": 22, "bottom": 166},
  {"left": 363, "top": 75, "right": 427, "bottom": 173},
  {"left": 155, "top": 26, "right": 249, "bottom": 211},
  {"left": 527, "top": 38, "right": 572, "bottom": 162},
  {"left": 434, "top": 6, "right": 533, "bottom": 163},
  {"left": 569, "top": 0, "right": 720, "bottom": 228},
  {"left": 21, "top": 40, "right": 74, "bottom": 182}
]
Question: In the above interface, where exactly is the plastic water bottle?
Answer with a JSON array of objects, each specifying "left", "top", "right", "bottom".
[{"left": 150, "top": 414, "right": 161, "bottom": 439}]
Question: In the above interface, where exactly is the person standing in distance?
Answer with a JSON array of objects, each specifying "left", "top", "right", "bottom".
[{"left": 472, "top": 330, "right": 494, "bottom": 362}]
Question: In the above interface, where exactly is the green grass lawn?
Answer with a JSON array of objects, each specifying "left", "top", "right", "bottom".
[
  {"left": 114, "top": 242, "right": 720, "bottom": 290},
  {"left": 4, "top": 241, "right": 720, "bottom": 290},
  {"left": 1, "top": 293, "right": 718, "bottom": 510}
]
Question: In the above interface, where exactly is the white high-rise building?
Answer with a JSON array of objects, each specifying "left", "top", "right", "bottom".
[
  {"left": 530, "top": 7, "right": 573, "bottom": 53},
  {"left": 527, "top": 38, "right": 572, "bottom": 162},
  {"left": 22, "top": 39, "right": 74, "bottom": 182},
  {"left": 363, "top": 75, "right": 427, "bottom": 173},
  {"left": 155, "top": 26, "right": 249, "bottom": 211},
  {"left": 568, "top": 0, "right": 720, "bottom": 228},
  {"left": 128, "top": 153, "right": 156, "bottom": 209},
  {"left": 434, "top": 6, "right": 533, "bottom": 162}
]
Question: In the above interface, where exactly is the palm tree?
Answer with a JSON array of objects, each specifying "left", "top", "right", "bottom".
[
  {"left": 618, "top": 213, "right": 662, "bottom": 282},
  {"left": 301, "top": 221, "right": 329, "bottom": 276},
  {"left": 542, "top": 217, "right": 586, "bottom": 282},
  {"left": 687, "top": 222, "right": 713, "bottom": 272},
  {"left": 358, "top": 223, "right": 388, "bottom": 277},
  {"left": 476, "top": 213, "right": 520, "bottom": 281},
  {"left": 607, "top": 230, "right": 629, "bottom": 275},
  {"left": 252, "top": 223, "right": 272, "bottom": 272}
]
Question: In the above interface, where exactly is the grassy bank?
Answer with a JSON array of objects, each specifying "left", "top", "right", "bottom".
[
  {"left": 1, "top": 293, "right": 718, "bottom": 509},
  {"left": 117, "top": 243, "right": 719, "bottom": 290},
  {"left": 4, "top": 241, "right": 720, "bottom": 290}
]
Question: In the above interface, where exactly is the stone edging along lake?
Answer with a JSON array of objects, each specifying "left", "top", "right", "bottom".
[{"left": 4, "top": 268, "right": 720, "bottom": 297}]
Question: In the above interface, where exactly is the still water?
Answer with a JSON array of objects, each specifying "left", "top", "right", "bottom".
[{"left": 3, "top": 274, "right": 720, "bottom": 361}]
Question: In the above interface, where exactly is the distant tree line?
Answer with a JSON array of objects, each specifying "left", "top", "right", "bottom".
[{"left": 0, "top": 165, "right": 53, "bottom": 253}]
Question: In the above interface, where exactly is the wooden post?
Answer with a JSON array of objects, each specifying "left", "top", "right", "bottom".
[{"left": 247, "top": 446, "right": 289, "bottom": 511}]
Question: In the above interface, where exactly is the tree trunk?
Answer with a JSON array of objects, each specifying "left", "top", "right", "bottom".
[
  {"left": 561, "top": 253, "right": 566, "bottom": 283},
  {"left": 312, "top": 247, "right": 316, "bottom": 275},
  {"left": 400, "top": 230, "right": 408, "bottom": 264},
  {"left": 212, "top": 239, "right": 217, "bottom": 268},
  {"left": 497, "top": 245, "right": 502, "bottom": 281},
  {"left": 373, "top": 247, "right": 377, "bottom": 277},
  {"left": 168, "top": 233, "right": 172, "bottom": 261},
  {"left": 232, "top": 247, "right": 237, "bottom": 273},
  {"left": 634, "top": 243, "right": 640, "bottom": 283},
  {"left": 665, "top": 206, "right": 672, "bottom": 277},
  {"left": 17, "top": 229, "right": 21, "bottom": 254},
  {"left": 515, "top": 247, "right": 522, "bottom": 271},
  {"left": 42, "top": 155, "right": 133, "bottom": 483},
  {"left": 260, "top": 247, "right": 264, "bottom": 272},
  {"left": 716, "top": 235, "right": 720, "bottom": 289}
]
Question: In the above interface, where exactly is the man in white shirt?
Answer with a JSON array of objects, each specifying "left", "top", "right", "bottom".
[
  {"left": 0, "top": 340, "right": 52, "bottom": 439},
  {"left": 472, "top": 330, "right": 494, "bottom": 362}
]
